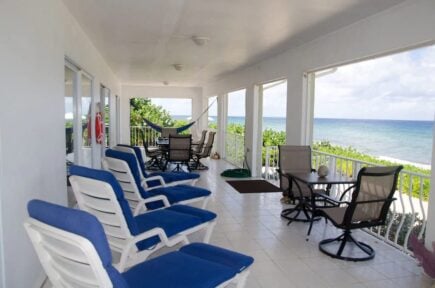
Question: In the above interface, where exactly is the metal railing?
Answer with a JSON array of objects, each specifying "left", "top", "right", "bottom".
[
  {"left": 130, "top": 126, "right": 160, "bottom": 146},
  {"left": 225, "top": 132, "right": 245, "bottom": 167},
  {"left": 264, "top": 146, "right": 431, "bottom": 254}
]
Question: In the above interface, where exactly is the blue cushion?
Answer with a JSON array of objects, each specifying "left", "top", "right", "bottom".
[
  {"left": 117, "top": 144, "right": 149, "bottom": 177},
  {"left": 150, "top": 185, "right": 211, "bottom": 204},
  {"left": 69, "top": 165, "right": 140, "bottom": 236},
  {"left": 105, "top": 149, "right": 152, "bottom": 199},
  {"left": 180, "top": 243, "right": 254, "bottom": 273},
  {"left": 122, "top": 251, "right": 236, "bottom": 288},
  {"left": 134, "top": 209, "right": 203, "bottom": 250},
  {"left": 167, "top": 205, "right": 216, "bottom": 222},
  {"left": 147, "top": 171, "right": 200, "bottom": 187},
  {"left": 27, "top": 200, "right": 129, "bottom": 288}
]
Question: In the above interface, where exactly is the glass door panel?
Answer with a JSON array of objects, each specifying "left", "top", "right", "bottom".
[
  {"left": 80, "top": 74, "right": 92, "bottom": 167},
  {"left": 65, "top": 66, "right": 75, "bottom": 165}
]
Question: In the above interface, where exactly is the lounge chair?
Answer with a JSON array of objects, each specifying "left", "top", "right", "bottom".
[
  {"left": 103, "top": 149, "right": 210, "bottom": 211},
  {"left": 69, "top": 165, "right": 216, "bottom": 270},
  {"left": 114, "top": 144, "right": 200, "bottom": 188},
  {"left": 25, "top": 199, "right": 254, "bottom": 287}
]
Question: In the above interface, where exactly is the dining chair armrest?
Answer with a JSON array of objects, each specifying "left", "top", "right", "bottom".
[
  {"left": 339, "top": 184, "right": 357, "bottom": 201},
  {"left": 353, "top": 197, "right": 396, "bottom": 205},
  {"left": 313, "top": 192, "right": 343, "bottom": 206}
]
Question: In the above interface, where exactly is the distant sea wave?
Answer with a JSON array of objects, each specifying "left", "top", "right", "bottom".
[{"left": 173, "top": 115, "right": 433, "bottom": 165}]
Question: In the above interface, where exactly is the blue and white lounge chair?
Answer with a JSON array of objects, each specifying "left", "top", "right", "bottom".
[
  {"left": 25, "top": 200, "right": 254, "bottom": 288},
  {"left": 69, "top": 165, "right": 216, "bottom": 270},
  {"left": 103, "top": 149, "right": 210, "bottom": 211},
  {"left": 114, "top": 145, "right": 200, "bottom": 188}
]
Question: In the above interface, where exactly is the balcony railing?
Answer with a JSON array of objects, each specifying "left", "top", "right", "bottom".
[
  {"left": 264, "top": 146, "right": 431, "bottom": 254},
  {"left": 130, "top": 126, "right": 160, "bottom": 146},
  {"left": 225, "top": 132, "right": 245, "bottom": 167}
]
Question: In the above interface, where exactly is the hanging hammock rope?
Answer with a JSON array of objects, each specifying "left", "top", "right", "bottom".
[{"left": 142, "top": 98, "right": 217, "bottom": 133}]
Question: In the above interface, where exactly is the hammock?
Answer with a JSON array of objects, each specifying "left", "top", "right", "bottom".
[
  {"left": 143, "top": 118, "right": 195, "bottom": 133},
  {"left": 142, "top": 97, "right": 217, "bottom": 134}
]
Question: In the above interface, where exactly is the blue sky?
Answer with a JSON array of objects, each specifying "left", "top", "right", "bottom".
[
  {"left": 144, "top": 44, "right": 434, "bottom": 121},
  {"left": 315, "top": 44, "right": 435, "bottom": 121}
]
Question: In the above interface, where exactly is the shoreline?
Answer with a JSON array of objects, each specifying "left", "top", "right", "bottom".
[{"left": 377, "top": 156, "right": 431, "bottom": 170}]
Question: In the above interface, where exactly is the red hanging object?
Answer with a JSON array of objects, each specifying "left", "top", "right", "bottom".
[
  {"left": 95, "top": 112, "right": 104, "bottom": 144},
  {"left": 87, "top": 112, "right": 104, "bottom": 144}
]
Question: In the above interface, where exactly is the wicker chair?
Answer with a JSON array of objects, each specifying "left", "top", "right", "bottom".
[
  {"left": 312, "top": 165, "right": 403, "bottom": 261},
  {"left": 277, "top": 145, "right": 326, "bottom": 224}
]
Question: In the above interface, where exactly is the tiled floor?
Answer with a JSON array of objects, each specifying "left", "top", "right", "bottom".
[
  {"left": 187, "top": 159, "right": 433, "bottom": 288},
  {"left": 44, "top": 159, "right": 433, "bottom": 288}
]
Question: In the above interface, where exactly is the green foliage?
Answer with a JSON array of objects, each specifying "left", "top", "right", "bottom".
[
  {"left": 313, "top": 141, "right": 431, "bottom": 201},
  {"left": 130, "top": 98, "right": 174, "bottom": 127}
]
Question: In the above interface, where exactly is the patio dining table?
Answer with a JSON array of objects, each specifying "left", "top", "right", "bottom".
[{"left": 281, "top": 171, "right": 357, "bottom": 226}]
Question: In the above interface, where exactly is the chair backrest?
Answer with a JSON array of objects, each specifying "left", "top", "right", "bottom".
[
  {"left": 278, "top": 145, "right": 312, "bottom": 192},
  {"left": 168, "top": 134, "right": 192, "bottom": 161},
  {"left": 24, "top": 199, "right": 129, "bottom": 288},
  {"left": 114, "top": 144, "right": 148, "bottom": 178},
  {"left": 161, "top": 128, "right": 178, "bottom": 138},
  {"left": 194, "top": 130, "right": 207, "bottom": 149},
  {"left": 198, "top": 131, "right": 216, "bottom": 157},
  {"left": 69, "top": 166, "right": 140, "bottom": 251},
  {"left": 102, "top": 149, "right": 152, "bottom": 210},
  {"left": 344, "top": 166, "right": 403, "bottom": 227}
]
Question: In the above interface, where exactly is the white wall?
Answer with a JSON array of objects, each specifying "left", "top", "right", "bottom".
[
  {"left": 203, "top": 0, "right": 435, "bottom": 242},
  {"left": 120, "top": 85, "right": 204, "bottom": 144},
  {"left": 0, "top": 0, "right": 120, "bottom": 287}
]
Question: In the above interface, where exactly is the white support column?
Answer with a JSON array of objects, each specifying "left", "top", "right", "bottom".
[
  {"left": 217, "top": 93, "right": 227, "bottom": 157},
  {"left": 424, "top": 113, "right": 435, "bottom": 248},
  {"left": 244, "top": 85, "right": 261, "bottom": 177}
]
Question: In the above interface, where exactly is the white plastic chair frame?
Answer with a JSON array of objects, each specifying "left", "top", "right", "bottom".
[
  {"left": 102, "top": 155, "right": 209, "bottom": 211},
  {"left": 113, "top": 145, "right": 198, "bottom": 189},
  {"left": 24, "top": 218, "right": 113, "bottom": 287},
  {"left": 24, "top": 217, "right": 250, "bottom": 288},
  {"left": 69, "top": 175, "right": 215, "bottom": 271}
]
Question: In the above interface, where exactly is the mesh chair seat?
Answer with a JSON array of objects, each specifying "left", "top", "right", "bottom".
[{"left": 314, "top": 166, "right": 403, "bottom": 261}]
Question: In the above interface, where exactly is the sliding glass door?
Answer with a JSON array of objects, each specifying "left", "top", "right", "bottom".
[{"left": 64, "top": 60, "right": 94, "bottom": 168}]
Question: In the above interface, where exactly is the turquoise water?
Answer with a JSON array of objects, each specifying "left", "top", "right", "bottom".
[{"left": 174, "top": 115, "right": 433, "bottom": 165}]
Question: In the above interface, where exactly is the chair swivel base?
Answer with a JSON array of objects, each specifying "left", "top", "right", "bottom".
[
  {"left": 280, "top": 203, "right": 321, "bottom": 225},
  {"left": 319, "top": 231, "right": 375, "bottom": 261}
]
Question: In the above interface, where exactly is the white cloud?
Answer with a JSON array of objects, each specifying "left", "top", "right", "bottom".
[
  {"left": 315, "top": 45, "right": 435, "bottom": 120},
  {"left": 150, "top": 98, "right": 192, "bottom": 116}
]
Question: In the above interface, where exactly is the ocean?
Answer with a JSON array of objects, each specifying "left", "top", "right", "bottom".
[{"left": 174, "top": 115, "right": 433, "bottom": 165}]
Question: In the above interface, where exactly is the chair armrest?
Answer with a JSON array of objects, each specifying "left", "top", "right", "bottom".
[
  {"left": 339, "top": 184, "right": 357, "bottom": 201},
  {"left": 133, "top": 195, "right": 171, "bottom": 216},
  {"left": 141, "top": 175, "right": 166, "bottom": 190},
  {"left": 353, "top": 198, "right": 396, "bottom": 205},
  {"left": 118, "top": 228, "right": 188, "bottom": 271}
]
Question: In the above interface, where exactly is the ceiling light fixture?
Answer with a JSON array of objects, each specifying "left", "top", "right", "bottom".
[
  {"left": 173, "top": 64, "right": 183, "bottom": 71},
  {"left": 191, "top": 36, "right": 209, "bottom": 46}
]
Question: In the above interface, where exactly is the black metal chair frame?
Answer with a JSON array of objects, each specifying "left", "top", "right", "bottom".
[
  {"left": 140, "top": 130, "right": 162, "bottom": 170},
  {"left": 311, "top": 166, "right": 403, "bottom": 261},
  {"left": 191, "top": 131, "right": 215, "bottom": 170},
  {"left": 277, "top": 146, "right": 326, "bottom": 224},
  {"left": 166, "top": 134, "right": 192, "bottom": 172}
]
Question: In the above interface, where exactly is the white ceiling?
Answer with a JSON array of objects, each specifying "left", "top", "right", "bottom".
[{"left": 63, "top": 0, "right": 406, "bottom": 86}]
